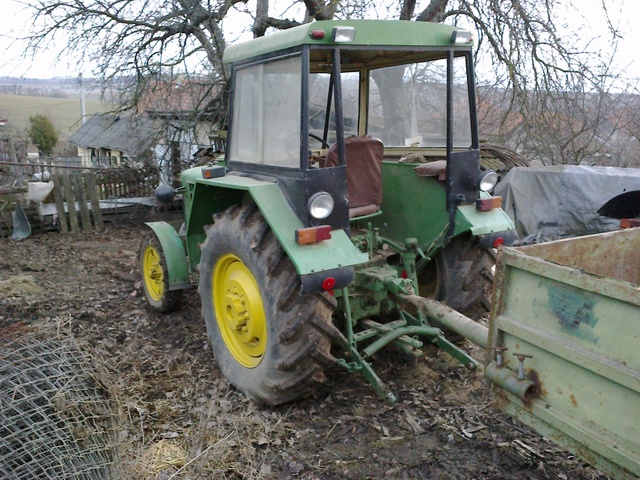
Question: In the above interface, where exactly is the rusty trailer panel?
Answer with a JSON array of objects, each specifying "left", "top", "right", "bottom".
[{"left": 486, "top": 228, "right": 640, "bottom": 480}]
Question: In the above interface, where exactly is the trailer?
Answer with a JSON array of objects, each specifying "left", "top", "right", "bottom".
[{"left": 485, "top": 227, "right": 640, "bottom": 479}]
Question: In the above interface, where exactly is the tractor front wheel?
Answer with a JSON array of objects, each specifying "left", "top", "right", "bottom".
[
  {"left": 139, "top": 234, "right": 183, "bottom": 313},
  {"left": 199, "top": 204, "right": 337, "bottom": 405},
  {"left": 418, "top": 234, "right": 494, "bottom": 320}
]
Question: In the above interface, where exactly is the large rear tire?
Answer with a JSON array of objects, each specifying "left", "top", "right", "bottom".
[
  {"left": 140, "top": 234, "right": 183, "bottom": 313},
  {"left": 199, "top": 204, "right": 337, "bottom": 405},
  {"left": 418, "top": 234, "right": 494, "bottom": 320}
]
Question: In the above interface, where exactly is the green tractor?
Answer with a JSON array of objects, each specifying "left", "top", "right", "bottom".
[{"left": 140, "top": 20, "right": 516, "bottom": 405}]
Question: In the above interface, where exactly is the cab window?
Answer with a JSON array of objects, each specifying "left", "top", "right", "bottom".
[{"left": 230, "top": 55, "right": 302, "bottom": 167}]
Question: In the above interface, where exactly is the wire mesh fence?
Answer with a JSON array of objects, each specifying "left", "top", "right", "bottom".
[{"left": 0, "top": 334, "right": 121, "bottom": 479}]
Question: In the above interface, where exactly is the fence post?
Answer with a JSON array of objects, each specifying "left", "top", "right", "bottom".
[
  {"left": 84, "top": 172, "right": 104, "bottom": 232},
  {"left": 52, "top": 174, "right": 69, "bottom": 234},
  {"left": 73, "top": 174, "right": 92, "bottom": 233},
  {"left": 62, "top": 172, "right": 80, "bottom": 233}
]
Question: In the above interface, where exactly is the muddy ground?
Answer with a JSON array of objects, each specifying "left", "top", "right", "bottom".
[{"left": 0, "top": 224, "right": 610, "bottom": 479}]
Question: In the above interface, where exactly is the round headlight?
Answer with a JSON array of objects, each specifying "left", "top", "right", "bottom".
[
  {"left": 479, "top": 170, "right": 498, "bottom": 192},
  {"left": 308, "top": 192, "right": 334, "bottom": 219}
]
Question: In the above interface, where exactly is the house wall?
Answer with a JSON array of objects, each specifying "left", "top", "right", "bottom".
[{"left": 76, "top": 146, "right": 124, "bottom": 167}]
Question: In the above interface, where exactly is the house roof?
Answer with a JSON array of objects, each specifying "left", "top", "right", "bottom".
[{"left": 69, "top": 113, "right": 158, "bottom": 157}]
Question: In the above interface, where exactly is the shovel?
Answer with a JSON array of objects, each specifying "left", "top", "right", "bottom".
[{"left": 11, "top": 203, "right": 31, "bottom": 240}]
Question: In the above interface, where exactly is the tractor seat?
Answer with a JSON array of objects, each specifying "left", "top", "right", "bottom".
[{"left": 325, "top": 135, "right": 384, "bottom": 219}]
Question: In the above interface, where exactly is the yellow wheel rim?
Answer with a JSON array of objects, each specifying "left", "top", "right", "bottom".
[
  {"left": 142, "top": 245, "right": 165, "bottom": 302},
  {"left": 213, "top": 254, "right": 267, "bottom": 368}
]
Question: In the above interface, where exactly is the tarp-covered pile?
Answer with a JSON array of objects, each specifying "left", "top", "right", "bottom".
[{"left": 495, "top": 166, "right": 640, "bottom": 244}]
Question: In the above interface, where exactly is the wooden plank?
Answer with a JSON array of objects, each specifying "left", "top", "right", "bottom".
[
  {"left": 96, "top": 175, "right": 104, "bottom": 200},
  {"left": 52, "top": 174, "right": 69, "bottom": 234},
  {"left": 0, "top": 200, "right": 12, "bottom": 237},
  {"left": 104, "top": 172, "right": 113, "bottom": 199},
  {"left": 73, "top": 174, "right": 93, "bottom": 232},
  {"left": 62, "top": 171, "right": 80, "bottom": 233},
  {"left": 84, "top": 172, "right": 104, "bottom": 232}
]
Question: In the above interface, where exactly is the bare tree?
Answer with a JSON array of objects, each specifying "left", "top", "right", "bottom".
[
  {"left": 21, "top": 0, "right": 245, "bottom": 125},
  {"left": 19, "top": 0, "right": 635, "bottom": 167}
]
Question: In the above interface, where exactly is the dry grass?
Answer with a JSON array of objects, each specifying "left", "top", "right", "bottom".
[
  {"left": 0, "top": 274, "right": 43, "bottom": 298},
  {"left": 96, "top": 337, "right": 291, "bottom": 479}
]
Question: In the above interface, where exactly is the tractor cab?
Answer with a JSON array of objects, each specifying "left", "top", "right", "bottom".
[{"left": 223, "top": 20, "right": 497, "bottom": 237}]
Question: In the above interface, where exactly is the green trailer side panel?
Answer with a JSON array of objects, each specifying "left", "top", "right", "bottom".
[
  {"left": 144, "top": 221, "right": 191, "bottom": 290},
  {"left": 487, "top": 228, "right": 640, "bottom": 479},
  {"left": 184, "top": 170, "right": 367, "bottom": 275},
  {"left": 224, "top": 20, "right": 467, "bottom": 64}
]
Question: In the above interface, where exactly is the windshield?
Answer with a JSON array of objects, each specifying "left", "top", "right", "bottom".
[
  {"left": 367, "top": 56, "right": 472, "bottom": 148},
  {"left": 308, "top": 71, "right": 359, "bottom": 148},
  {"left": 230, "top": 55, "right": 302, "bottom": 167}
]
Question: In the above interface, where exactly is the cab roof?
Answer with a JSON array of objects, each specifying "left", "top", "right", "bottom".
[{"left": 223, "top": 20, "right": 472, "bottom": 65}]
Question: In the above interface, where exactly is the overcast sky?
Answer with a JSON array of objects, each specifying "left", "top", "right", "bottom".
[{"left": 1, "top": 0, "right": 639, "bottom": 85}]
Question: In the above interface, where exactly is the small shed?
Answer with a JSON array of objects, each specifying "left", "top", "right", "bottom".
[{"left": 69, "top": 114, "right": 157, "bottom": 167}]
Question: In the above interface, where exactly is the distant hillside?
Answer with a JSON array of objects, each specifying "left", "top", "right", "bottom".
[
  {"left": 0, "top": 94, "right": 109, "bottom": 139},
  {"left": 0, "top": 77, "right": 112, "bottom": 102}
]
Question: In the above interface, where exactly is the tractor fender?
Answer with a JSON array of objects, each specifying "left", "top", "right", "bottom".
[
  {"left": 456, "top": 199, "right": 516, "bottom": 238},
  {"left": 185, "top": 172, "right": 368, "bottom": 293},
  {"left": 144, "top": 221, "right": 191, "bottom": 291}
]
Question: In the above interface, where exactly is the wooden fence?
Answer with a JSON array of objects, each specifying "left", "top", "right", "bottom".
[
  {"left": 52, "top": 172, "right": 104, "bottom": 234},
  {"left": 0, "top": 166, "right": 161, "bottom": 236}
]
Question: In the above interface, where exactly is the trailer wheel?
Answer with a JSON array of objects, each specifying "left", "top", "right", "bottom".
[
  {"left": 199, "top": 204, "right": 337, "bottom": 405},
  {"left": 418, "top": 234, "right": 494, "bottom": 320},
  {"left": 139, "top": 234, "right": 183, "bottom": 313}
]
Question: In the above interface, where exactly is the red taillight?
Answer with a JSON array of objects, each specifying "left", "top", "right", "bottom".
[
  {"left": 310, "top": 29, "right": 325, "bottom": 40},
  {"left": 493, "top": 237, "right": 504, "bottom": 248},
  {"left": 621, "top": 218, "right": 640, "bottom": 228},
  {"left": 401, "top": 269, "right": 408, "bottom": 279},
  {"left": 295, "top": 225, "right": 332, "bottom": 245},
  {"left": 321, "top": 277, "right": 336, "bottom": 291},
  {"left": 201, "top": 166, "right": 225, "bottom": 179}
]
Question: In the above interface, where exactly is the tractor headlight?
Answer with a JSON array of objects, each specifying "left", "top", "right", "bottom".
[
  {"left": 332, "top": 26, "right": 356, "bottom": 43},
  {"left": 478, "top": 170, "right": 498, "bottom": 192},
  {"left": 308, "top": 192, "right": 334, "bottom": 219},
  {"left": 451, "top": 29, "right": 473, "bottom": 44}
]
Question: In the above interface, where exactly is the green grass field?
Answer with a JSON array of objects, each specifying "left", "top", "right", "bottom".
[{"left": 0, "top": 94, "right": 109, "bottom": 139}]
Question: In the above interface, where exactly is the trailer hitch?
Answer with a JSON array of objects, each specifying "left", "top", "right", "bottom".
[{"left": 333, "top": 282, "right": 483, "bottom": 403}]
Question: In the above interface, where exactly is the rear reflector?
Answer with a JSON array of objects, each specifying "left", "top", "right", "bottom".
[
  {"left": 295, "top": 225, "right": 332, "bottom": 245},
  {"left": 321, "top": 277, "right": 336, "bottom": 291},
  {"left": 476, "top": 196, "right": 502, "bottom": 212}
]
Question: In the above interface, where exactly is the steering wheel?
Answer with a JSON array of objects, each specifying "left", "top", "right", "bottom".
[{"left": 309, "top": 133, "right": 331, "bottom": 149}]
